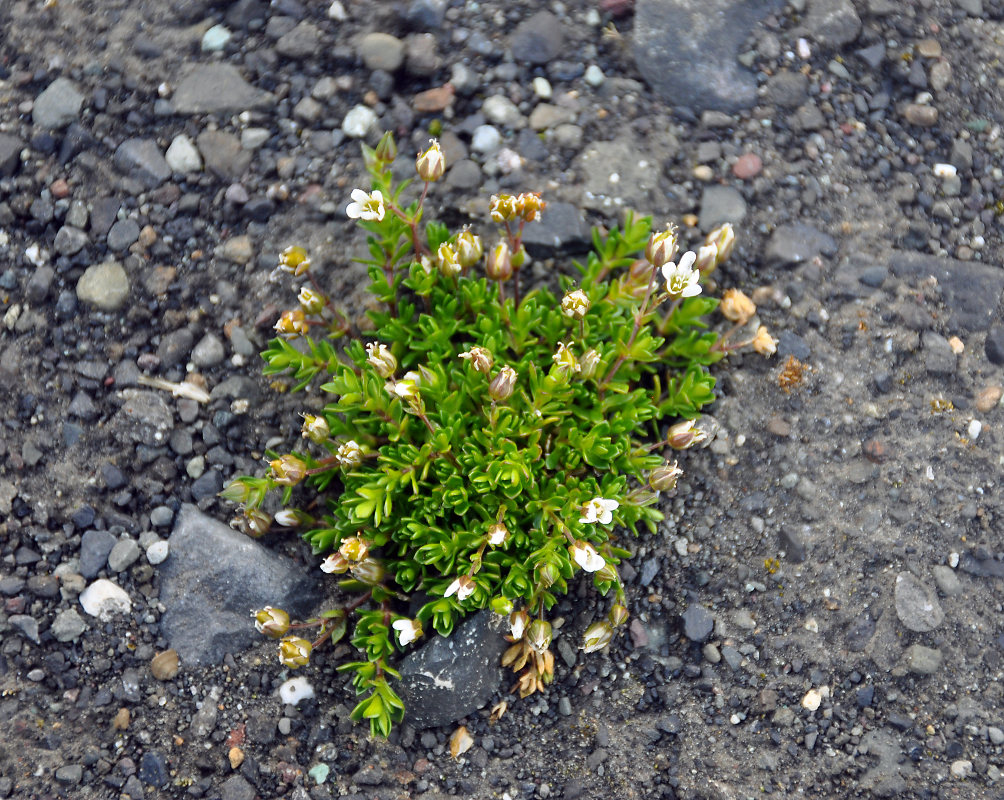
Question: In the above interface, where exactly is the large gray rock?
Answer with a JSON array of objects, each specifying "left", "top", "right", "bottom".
[
  {"left": 889, "top": 251, "right": 1004, "bottom": 333},
  {"left": 397, "top": 610, "right": 508, "bottom": 728},
  {"left": 522, "top": 201, "right": 591, "bottom": 257},
  {"left": 172, "top": 63, "right": 275, "bottom": 115},
  {"left": 33, "top": 77, "right": 85, "bottom": 129},
  {"left": 633, "top": 0, "right": 783, "bottom": 112},
  {"left": 159, "top": 505, "right": 325, "bottom": 666}
]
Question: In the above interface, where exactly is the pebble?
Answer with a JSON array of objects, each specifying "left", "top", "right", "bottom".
[
  {"left": 471, "top": 125, "right": 501, "bottom": 154},
  {"left": 201, "top": 25, "right": 232, "bottom": 52},
  {"left": 358, "top": 32, "right": 405, "bottom": 72},
  {"left": 108, "top": 538, "right": 142, "bottom": 572},
  {"left": 532, "top": 77, "right": 553, "bottom": 99},
  {"left": 76, "top": 261, "right": 130, "bottom": 311},
  {"left": 151, "top": 649, "right": 180, "bottom": 680},
  {"left": 699, "top": 185, "right": 747, "bottom": 230},
  {"left": 584, "top": 65, "right": 605, "bottom": 87},
  {"left": 278, "top": 676, "right": 315, "bottom": 705},
  {"left": 172, "top": 64, "right": 274, "bottom": 115},
  {"left": 950, "top": 760, "right": 973, "bottom": 779},
  {"left": 802, "top": 689, "right": 821, "bottom": 711},
  {"left": 54, "top": 765, "right": 83, "bottom": 785},
  {"left": 53, "top": 226, "right": 89, "bottom": 256},
  {"left": 218, "top": 236, "right": 253, "bottom": 265},
  {"left": 114, "top": 138, "right": 171, "bottom": 188},
  {"left": 197, "top": 130, "right": 250, "bottom": 179},
  {"left": 150, "top": 506, "right": 175, "bottom": 527},
  {"left": 276, "top": 22, "right": 323, "bottom": 59},
  {"left": 33, "top": 78, "right": 85, "bottom": 129},
  {"left": 732, "top": 153, "right": 763, "bottom": 179},
  {"left": 903, "top": 104, "right": 939, "bottom": 127},
  {"left": 681, "top": 604, "right": 714, "bottom": 642},
  {"left": 342, "top": 105, "right": 377, "bottom": 138},
  {"left": 166, "top": 134, "right": 203, "bottom": 173},
  {"left": 482, "top": 95, "right": 525, "bottom": 128},
  {"left": 975, "top": 385, "right": 1002, "bottom": 412},
  {"left": 903, "top": 644, "right": 943, "bottom": 675},
  {"left": 80, "top": 529, "right": 118, "bottom": 578},
  {"left": 79, "top": 579, "right": 132, "bottom": 620},
  {"left": 107, "top": 219, "right": 140, "bottom": 252},
  {"left": 10, "top": 615, "right": 40, "bottom": 644},
  {"left": 510, "top": 11, "right": 564, "bottom": 65},
  {"left": 51, "top": 609, "right": 88, "bottom": 642},
  {"left": 931, "top": 565, "right": 962, "bottom": 596},
  {"left": 241, "top": 128, "right": 270, "bottom": 150}
]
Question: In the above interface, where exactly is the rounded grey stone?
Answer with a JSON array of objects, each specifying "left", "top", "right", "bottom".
[
  {"left": 358, "top": 32, "right": 405, "bottom": 72},
  {"left": 894, "top": 571, "right": 944, "bottom": 632},
  {"left": 51, "top": 609, "right": 88, "bottom": 642},
  {"left": 107, "top": 219, "right": 140, "bottom": 252},
  {"left": 76, "top": 261, "right": 129, "bottom": 311},
  {"left": 108, "top": 538, "right": 142, "bottom": 573},
  {"left": 33, "top": 78, "right": 85, "bottom": 129},
  {"left": 191, "top": 333, "right": 226, "bottom": 367}
]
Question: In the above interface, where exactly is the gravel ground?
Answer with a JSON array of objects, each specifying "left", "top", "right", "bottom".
[{"left": 2, "top": 0, "right": 1004, "bottom": 798}]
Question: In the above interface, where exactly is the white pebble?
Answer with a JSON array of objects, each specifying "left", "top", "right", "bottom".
[
  {"left": 146, "top": 540, "right": 170, "bottom": 566},
  {"left": 165, "top": 134, "right": 203, "bottom": 173},
  {"left": 25, "top": 244, "right": 47, "bottom": 266},
  {"left": 933, "top": 163, "right": 957, "bottom": 178},
  {"left": 201, "top": 25, "right": 232, "bottom": 52},
  {"left": 968, "top": 419, "right": 982, "bottom": 440},
  {"left": 949, "top": 552, "right": 960, "bottom": 568},
  {"left": 327, "top": 1, "right": 347, "bottom": 20},
  {"left": 471, "top": 124, "right": 501, "bottom": 154},
  {"left": 79, "top": 579, "right": 132, "bottom": 620},
  {"left": 342, "top": 105, "right": 377, "bottom": 139},
  {"left": 797, "top": 38, "right": 811, "bottom": 59},
  {"left": 584, "top": 65, "right": 605, "bottom": 87},
  {"left": 279, "top": 677, "right": 315, "bottom": 706},
  {"left": 532, "top": 77, "right": 552, "bottom": 99},
  {"left": 802, "top": 689, "right": 821, "bottom": 711}
]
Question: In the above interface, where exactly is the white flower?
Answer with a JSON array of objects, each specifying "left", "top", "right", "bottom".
[
  {"left": 569, "top": 540, "right": 606, "bottom": 572},
  {"left": 459, "top": 345, "right": 493, "bottom": 374},
  {"left": 345, "top": 188, "right": 385, "bottom": 221},
  {"left": 390, "top": 378, "right": 419, "bottom": 400},
  {"left": 487, "top": 522, "right": 509, "bottom": 547},
  {"left": 579, "top": 497, "right": 619, "bottom": 525},
  {"left": 392, "top": 618, "right": 423, "bottom": 646},
  {"left": 561, "top": 289, "right": 590, "bottom": 319},
  {"left": 445, "top": 575, "right": 476, "bottom": 601},
  {"left": 336, "top": 440, "right": 363, "bottom": 468},
  {"left": 509, "top": 610, "right": 528, "bottom": 639},
  {"left": 274, "top": 509, "right": 301, "bottom": 527},
  {"left": 319, "top": 553, "right": 348, "bottom": 574},
  {"left": 552, "top": 341, "right": 580, "bottom": 374},
  {"left": 661, "top": 251, "right": 702, "bottom": 299}
]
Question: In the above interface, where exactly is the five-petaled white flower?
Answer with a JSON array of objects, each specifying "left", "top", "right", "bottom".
[
  {"left": 579, "top": 497, "right": 619, "bottom": 525},
  {"left": 569, "top": 540, "right": 606, "bottom": 572},
  {"left": 661, "top": 250, "right": 702, "bottom": 299},
  {"left": 392, "top": 618, "right": 423, "bottom": 646},
  {"left": 345, "top": 188, "right": 385, "bottom": 222},
  {"left": 445, "top": 575, "right": 476, "bottom": 601}
]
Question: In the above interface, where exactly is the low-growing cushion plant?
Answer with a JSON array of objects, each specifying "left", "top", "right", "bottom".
[{"left": 224, "top": 133, "right": 777, "bottom": 737}]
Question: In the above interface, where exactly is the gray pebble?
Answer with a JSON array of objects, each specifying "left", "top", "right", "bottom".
[
  {"left": 681, "top": 604, "right": 714, "bottom": 642},
  {"left": 80, "top": 529, "right": 118, "bottom": 578},
  {"left": 903, "top": 643, "right": 942, "bottom": 675},
  {"left": 932, "top": 565, "right": 962, "bottom": 596},
  {"left": 191, "top": 333, "right": 225, "bottom": 367},
  {"left": 108, "top": 538, "right": 142, "bottom": 572},
  {"left": 54, "top": 765, "right": 83, "bottom": 785},
  {"left": 922, "top": 331, "right": 956, "bottom": 376},
  {"left": 10, "top": 614, "right": 41, "bottom": 644},
  {"left": 698, "top": 185, "right": 747, "bottom": 230},
  {"left": 358, "top": 32, "right": 405, "bottom": 72},
  {"left": 33, "top": 78, "right": 85, "bottom": 129},
  {"left": 107, "top": 219, "right": 140, "bottom": 252},
  {"left": 471, "top": 125, "right": 501, "bottom": 154},
  {"left": 51, "top": 609, "right": 88, "bottom": 642},
  {"left": 114, "top": 139, "right": 171, "bottom": 189},
  {"left": 54, "top": 226, "right": 89, "bottom": 256},
  {"left": 76, "top": 261, "right": 130, "bottom": 311},
  {"left": 146, "top": 540, "right": 170, "bottom": 565}
]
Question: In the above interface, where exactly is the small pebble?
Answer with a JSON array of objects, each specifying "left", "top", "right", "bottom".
[
  {"left": 802, "top": 689, "right": 821, "bottom": 711},
  {"left": 151, "top": 649, "right": 180, "bottom": 681}
]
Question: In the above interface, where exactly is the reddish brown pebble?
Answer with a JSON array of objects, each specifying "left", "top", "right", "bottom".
[
  {"left": 976, "top": 385, "right": 1003, "bottom": 413},
  {"left": 50, "top": 179, "right": 70, "bottom": 199},
  {"left": 862, "top": 438, "right": 890, "bottom": 463},
  {"left": 732, "top": 153, "right": 763, "bottom": 179},
  {"left": 413, "top": 84, "right": 455, "bottom": 114}
]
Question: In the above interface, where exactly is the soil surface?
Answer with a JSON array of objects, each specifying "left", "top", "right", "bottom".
[{"left": 2, "top": 1, "right": 1004, "bottom": 799}]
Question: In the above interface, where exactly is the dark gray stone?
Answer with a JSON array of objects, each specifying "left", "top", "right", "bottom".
[
  {"left": 889, "top": 252, "right": 1004, "bottom": 333},
  {"left": 396, "top": 610, "right": 508, "bottom": 728},
  {"left": 26, "top": 266, "right": 55, "bottom": 304},
  {"left": 680, "top": 603, "right": 714, "bottom": 642},
  {"left": 276, "top": 21, "right": 322, "bottom": 59},
  {"left": 522, "top": 201, "right": 591, "bottom": 257},
  {"left": 10, "top": 615, "right": 40, "bottom": 644},
  {"left": 112, "top": 390, "right": 174, "bottom": 446},
  {"left": 159, "top": 504, "right": 325, "bottom": 666},
  {"left": 510, "top": 11, "right": 565, "bottom": 65},
  {"left": 894, "top": 571, "right": 944, "bottom": 633},
  {"left": 220, "top": 774, "right": 256, "bottom": 800},
  {"left": 80, "top": 529, "right": 118, "bottom": 579},
  {"left": 766, "top": 70, "right": 809, "bottom": 109},
  {"left": 922, "top": 331, "right": 956, "bottom": 376},
  {"left": 699, "top": 185, "right": 747, "bottom": 230},
  {"left": 633, "top": 0, "right": 783, "bottom": 113},
  {"left": 984, "top": 327, "right": 1004, "bottom": 365},
  {"left": 172, "top": 64, "right": 275, "bottom": 115},
  {"left": 190, "top": 469, "right": 223, "bottom": 501},
  {"left": 196, "top": 130, "right": 252, "bottom": 180},
  {"left": 777, "top": 331, "right": 811, "bottom": 361},
  {"left": 779, "top": 526, "right": 807, "bottom": 563},
  {"left": 54, "top": 226, "right": 89, "bottom": 256},
  {"left": 107, "top": 219, "right": 140, "bottom": 252},
  {"left": 114, "top": 139, "right": 171, "bottom": 189},
  {"left": 0, "top": 134, "right": 24, "bottom": 176},
  {"left": 90, "top": 197, "right": 121, "bottom": 237},
  {"left": 903, "top": 644, "right": 942, "bottom": 675},
  {"left": 405, "top": 0, "right": 447, "bottom": 29},
  {"left": 157, "top": 328, "right": 195, "bottom": 368},
  {"left": 764, "top": 223, "right": 838, "bottom": 267}
]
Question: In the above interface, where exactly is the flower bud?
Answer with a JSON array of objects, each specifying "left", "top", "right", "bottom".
[
  {"left": 485, "top": 241, "right": 513, "bottom": 281},
  {"left": 490, "top": 194, "right": 518, "bottom": 222},
  {"left": 486, "top": 522, "right": 509, "bottom": 547},
  {"left": 667, "top": 419, "right": 707, "bottom": 450},
  {"left": 526, "top": 619, "right": 552, "bottom": 653},
  {"left": 608, "top": 604, "right": 630, "bottom": 627},
  {"left": 579, "top": 349, "right": 602, "bottom": 379},
  {"left": 445, "top": 574, "right": 477, "bottom": 601},
  {"left": 455, "top": 230, "right": 483, "bottom": 268},
  {"left": 220, "top": 481, "right": 251, "bottom": 503},
  {"left": 705, "top": 223, "right": 735, "bottom": 264},
  {"left": 253, "top": 606, "right": 290, "bottom": 639},
  {"left": 645, "top": 226, "right": 678, "bottom": 267},
  {"left": 270, "top": 454, "right": 308, "bottom": 486},
  {"left": 415, "top": 139, "right": 445, "bottom": 182},
  {"left": 594, "top": 562, "right": 619, "bottom": 584},
  {"left": 374, "top": 131, "right": 397, "bottom": 163},
  {"left": 351, "top": 557, "right": 386, "bottom": 586},
  {"left": 516, "top": 192, "right": 545, "bottom": 222},
  {"left": 241, "top": 509, "right": 272, "bottom": 538},
  {"left": 459, "top": 345, "right": 493, "bottom": 374},
  {"left": 488, "top": 365, "right": 517, "bottom": 401},
  {"left": 649, "top": 460, "right": 683, "bottom": 492},
  {"left": 437, "top": 242, "right": 461, "bottom": 276},
  {"left": 536, "top": 561, "right": 560, "bottom": 588},
  {"left": 551, "top": 342, "right": 579, "bottom": 378},
  {"left": 274, "top": 308, "right": 307, "bottom": 338},
  {"left": 509, "top": 609, "right": 529, "bottom": 639},
  {"left": 366, "top": 342, "right": 397, "bottom": 378},
  {"left": 752, "top": 325, "right": 777, "bottom": 357},
  {"left": 561, "top": 289, "right": 590, "bottom": 319},
  {"left": 693, "top": 243, "right": 718, "bottom": 274},
  {"left": 298, "top": 286, "right": 325, "bottom": 314},
  {"left": 510, "top": 244, "right": 528, "bottom": 270},
  {"left": 274, "top": 509, "right": 304, "bottom": 527},
  {"left": 320, "top": 552, "right": 350, "bottom": 574},
  {"left": 582, "top": 620, "right": 613, "bottom": 653},
  {"left": 336, "top": 440, "right": 363, "bottom": 469},
  {"left": 279, "top": 245, "right": 311, "bottom": 276},
  {"left": 278, "top": 636, "right": 312, "bottom": 668},
  {"left": 301, "top": 414, "right": 330, "bottom": 444},
  {"left": 338, "top": 536, "right": 370, "bottom": 562},
  {"left": 720, "top": 288, "right": 756, "bottom": 325}
]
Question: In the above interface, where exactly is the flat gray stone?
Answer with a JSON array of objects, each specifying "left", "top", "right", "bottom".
[
  {"left": 114, "top": 139, "right": 171, "bottom": 189},
  {"left": 51, "top": 609, "right": 88, "bottom": 642},
  {"left": 111, "top": 390, "right": 174, "bottom": 446},
  {"left": 196, "top": 130, "right": 251, "bottom": 180},
  {"left": 0, "top": 133, "right": 24, "bottom": 176},
  {"left": 804, "top": 0, "right": 862, "bottom": 47},
  {"left": 681, "top": 603, "right": 714, "bottom": 642},
  {"left": 575, "top": 133, "right": 678, "bottom": 210},
  {"left": 510, "top": 11, "right": 565, "bottom": 65},
  {"left": 522, "top": 201, "right": 591, "bottom": 257},
  {"left": 922, "top": 331, "right": 957, "bottom": 376},
  {"left": 889, "top": 251, "right": 1004, "bottom": 333},
  {"left": 633, "top": 0, "right": 783, "bottom": 113},
  {"left": 107, "top": 219, "right": 140, "bottom": 252},
  {"left": 76, "top": 261, "right": 130, "bottom": 311},
  {"left": 172, "top": 63, "right": 275, "bottom": 115},
  {"left": 108, "top": 538, "right": 142, "bottom": 573},
  {"left": 357, "top": 32, "right": 405, "bottom": 72},
  {"left": 276, "top": 21, "right": 322, "bottom": 59},
  {"left": 698, "top": 185, "right": 747, "bottom": 230},
  {"left": 33, "top": 77, "right": 85, "bottom": 129},
  {"left": 894, "top": 571, "right": 944, "bottom": 632},
  {"left": 764, "top": 223, "right": 838, "bottom": 267},
  {"left": 159, "top": 505, "right": 325, "bottom": 666},
  {"left": 397, "top": 610, "right": 508, "bottom": 728},
  {"left": 903, "top": 643, "right": 942, "bottom": 675}
]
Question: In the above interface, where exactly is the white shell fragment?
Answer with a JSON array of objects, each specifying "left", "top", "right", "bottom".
[{"left": 79, "top": 579, "right": 133, "bottom": 620}]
